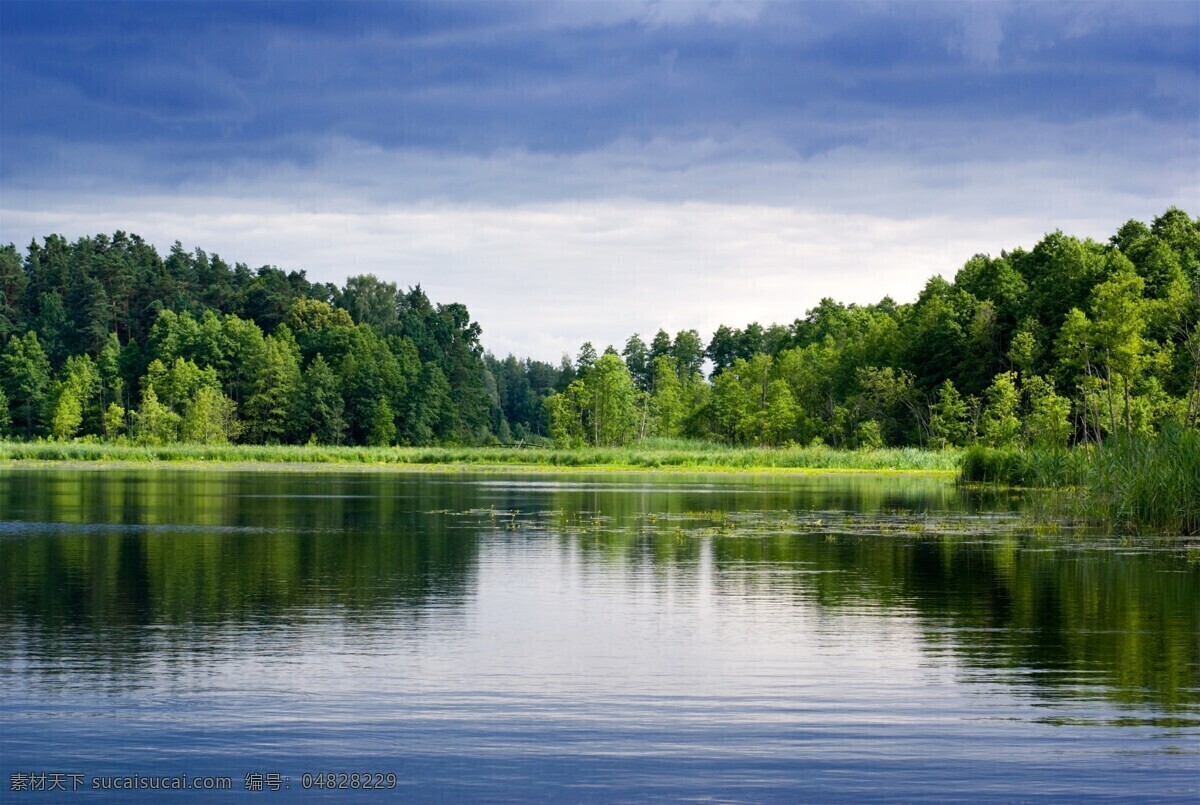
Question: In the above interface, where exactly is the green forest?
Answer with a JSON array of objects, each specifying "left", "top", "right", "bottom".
[{"left": 1, "top": 208, "right": 1197, "bottom": 452}]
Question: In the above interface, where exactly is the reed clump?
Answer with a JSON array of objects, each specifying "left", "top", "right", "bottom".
[
  {"left": 1085, "top": 425, "right": 1199, "bottom": 536},
  {"left": 960, "top": 425, "right": 1200, "bottom": 535}
]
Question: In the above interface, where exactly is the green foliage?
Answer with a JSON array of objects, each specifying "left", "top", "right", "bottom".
[
  {"left": 544, "top": 390, "right": 580, "bottom": 448},
  {"left": 0, "top": 438, "right": 962, "bottom": 473},
  {"left": 961, "top": 424, "right": 1200, "bottom": 535},
  {"left": 367, "top": 398, "right": 397, "bottom": 446},
  {"left": 576, "top": 342, "right": 597, "bottom": 374},
  {"left": 981, "top": 372, "right": 1022, "bottom": 447},
  {"left": 1087, "top": 263, "right": 1149, "bottom": 434},
  {"left": 338, "top": 328, "right": 401, "bottom": 445},
  {"left": 853, "top": 365, "right": 922, "bottom": 446},
  {"left": 854, "top": 419, "right": 884, "bottom": 450},
  {"left": 622, "top": 333, "right": 651, "bottom": 391},
  {"left": 1021, "top": 231, "right": 1108, "bottom": 340},
  {"left": 1150, "top": 207, "right": 1200, "bottom": 282},
  {"left": 761, "top": 380, "right": 798, "bottom": 446},
  {"left": 904, "top": 278, "right": 975, "bottom": 391},
  {"left": 711, "top": 368, "right": 748, "bottom": 442},
  {"left": 960, "top": 443, "right": 1093, "bottom": 489},
  {"left": 300, "top": 354, "right": 346, "bottom": 445},
  {"left": 1007, "top": 324, "right": 1040, "bottom": 377},
  {"left": 0, "top": 244, "right": 25, "bottom": 340},
  {"left": 496, "top": 417, "right": 512, "bottom": 444},
  {"left": 1086, "top": 423, "right": 1200, "bottom": 535},
  {"left": 546, "top": 352, "right": 640, "bottom": 447},
  {"left": 1023, "top": 375, "right": 1071, "bottom": 448},
  {"left": 486, "top": 352, "right": 557, "bottom": 441},
  {"left": 649, "top": 330, "right": 671, "bottom": 366},
  {"left": 340, "top": 274, "right": 398, "bottom": 332},
  {"left": 404, "top": 364, "right": 454, "bottom": 445},
  {"left": 180, "top": 386, "right": 240, "bottom": 445},
  {"left": 49, "top": 354, "right": 99, "bottom": 439},
  {"left": 245, "top": 327, "right": 302, "bottom": 443},
  {"left": 709, "top": 354, "right": 800, "bottom": 446},
  {"left": 134, "top": 387, "right": 180, "bottom": 445},
  {"left": 144, "top": 356, "right": 218, "bottom": 416},
  {"left": 671, "top": 329, "right": 705, "bottom": 378},
  {"left": 929, "top": 380, "right": 970, "bottom": 448},
  {"left": 649, "top": 356, "right": 685, "bottom": 437},
  {"left": 0, "top": 210, "right": 1196, "bottom": 454},
  {"left": 0, "top": 233, "right": 504, "bottom": 448},
  {"left": 1, "top": 331, "right": 51, "bottom": 438},
  {"left": 287, "top": 297, "right": 356, "bottom": 334},
  {"left": 97, "top": 332, "right": 124, "bottom": 409},
  {"left": 582, "top": 352, "right": 641, "bottom": 447},
  {"left": 103, "top": 403, "right": 126, "bottom": 441}
]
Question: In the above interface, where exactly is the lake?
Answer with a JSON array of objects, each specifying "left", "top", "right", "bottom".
[{"left": 1, "top": 468, "right": 1197, "bottom": 801}]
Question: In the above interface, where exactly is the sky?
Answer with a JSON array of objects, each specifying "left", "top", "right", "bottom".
[{"left": 1, "top": 1, "right": 1197, "bottom": 360}]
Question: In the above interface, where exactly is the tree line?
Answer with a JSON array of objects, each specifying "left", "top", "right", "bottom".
[
  {"left": 530, "top": 207, "right": 1199, "bottom": 450},
  {"left": 0, "top": 234, "right": 495, "bottom": 446},
  {"left": 1, "top": 208, "right": 1197, "bottom": 449}
]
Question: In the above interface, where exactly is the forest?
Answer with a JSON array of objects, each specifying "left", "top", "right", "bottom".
[{"left": 0, "top": 208, "right": 1197, "bottom": 452}]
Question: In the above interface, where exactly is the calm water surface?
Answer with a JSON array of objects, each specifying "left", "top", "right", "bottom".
[{"left": 1, "top": 468, "right": 1197, "bottom": 801}]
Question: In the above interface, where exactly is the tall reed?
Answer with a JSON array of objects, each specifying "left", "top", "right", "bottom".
[
  {"left": 1086, "top": 424, "right": 1199, "bottom": 536},
  {"left": 960, "top": 425, "right": 1199, "bottom": 535}
]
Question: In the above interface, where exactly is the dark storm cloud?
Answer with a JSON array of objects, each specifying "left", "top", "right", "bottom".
[
  {"left": 2, "top": 1, "right": 1195, "bottom": 193},
  {"left": 2, "top": 1, "right": 1195, "bottom": 360}
]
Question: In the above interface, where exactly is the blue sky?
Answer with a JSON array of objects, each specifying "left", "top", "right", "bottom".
[{"left": 2, "top": 1, "right": 1197, "bottom": 358}]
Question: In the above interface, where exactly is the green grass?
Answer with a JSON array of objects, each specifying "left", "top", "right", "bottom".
[
  {"left": 961, "top": 425, "right": 1200, "bottom": 535},
  {"left": 0, "top": 439, "right": 961, "bottom": 474}
]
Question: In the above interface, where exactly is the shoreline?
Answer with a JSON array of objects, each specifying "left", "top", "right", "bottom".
[
  {"left": 0, "top": 442, "right": 960, "bottom": 477},
  {"left": 0, "top": 457, "right": 958, "bottom": 477}
]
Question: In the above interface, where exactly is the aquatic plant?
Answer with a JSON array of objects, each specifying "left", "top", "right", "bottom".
[{"left": 960, "top": 425, "right": 1200, "bottom": 535}]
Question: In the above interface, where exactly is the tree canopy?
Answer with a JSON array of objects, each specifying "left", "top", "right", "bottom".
[{"left": 1, "top": 208, "right": 1196, "bottom": 448}]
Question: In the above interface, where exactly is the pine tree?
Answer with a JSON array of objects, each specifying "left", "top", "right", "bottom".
[
  {"left": 300, "top": 354, "right": 346, "bottom": 445},
  {"left": 367, "top": 398, "right": 396, "bottom": 446},
  {"left": 245, "top": 327, "right": 302, "bottom": 443},
  {"left": 1, "top": 332, "right": 52, "bottom": 438},
  {"left": 404, "top": 364, "right": 453, "bottom": 445}
]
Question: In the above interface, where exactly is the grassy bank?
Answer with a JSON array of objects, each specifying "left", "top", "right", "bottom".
[
  {"left": 0, "top": 439, "right": 961, "bottom": 474},
  {"left": 961, "top": 426, "right": 1200, "bottom": 535},
  {"left": 6, "top": 434, "right": 1194, "bottom": 535}
]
